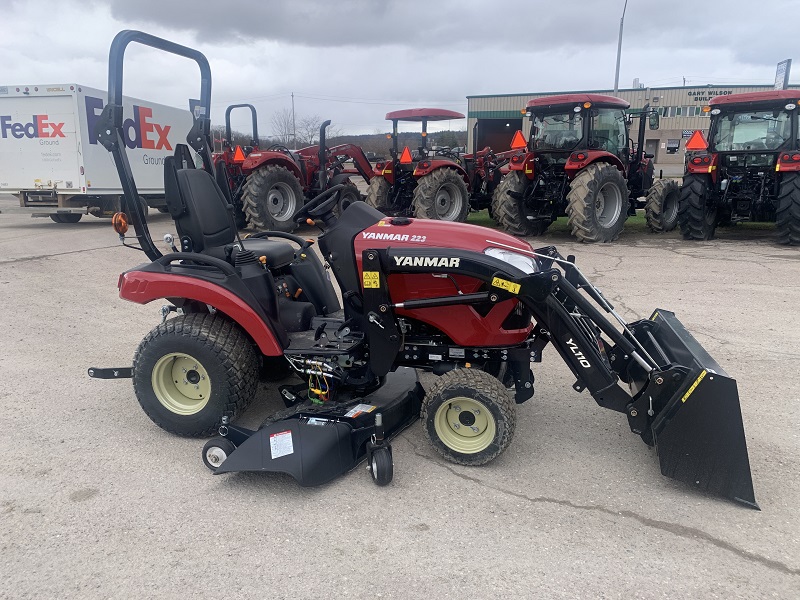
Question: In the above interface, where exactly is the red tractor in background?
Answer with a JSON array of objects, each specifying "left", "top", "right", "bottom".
[
  {"left": 366, "top": 109, "right": 510, "bottom": 222},
  {"left": 679, "top": 90, "right": 800, "bottom": 244},
  {"left": 232, "top": 120, "right": 373, "bottom": 232},
  {"left": 492, "top": 94, "right": 676, "bottom": 243},
  {"left": 211, "top": 103, "right": 259, "bottom": 229}
]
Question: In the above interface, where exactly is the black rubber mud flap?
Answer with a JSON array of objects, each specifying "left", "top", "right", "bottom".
[{"left": 645, "top": 310, "right": 757, "bottom": 509}]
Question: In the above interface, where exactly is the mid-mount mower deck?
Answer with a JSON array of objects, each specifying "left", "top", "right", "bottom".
[{"left": 89, "top": 31, "right": 758, "bottom": 507}]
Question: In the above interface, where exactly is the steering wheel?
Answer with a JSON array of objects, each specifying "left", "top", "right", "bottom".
[
  {"left": 268, "top": 144, "right": 292, "bottom": 153},
  {"left": 293, "top": 184, "right": 346, "bottom": 225}
]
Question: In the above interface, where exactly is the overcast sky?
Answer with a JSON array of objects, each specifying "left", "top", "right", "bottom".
[{"left": 3, "top": 0, "right": 799, "bottom": 137}]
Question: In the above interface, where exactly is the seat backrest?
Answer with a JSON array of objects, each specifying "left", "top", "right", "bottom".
[{"left": 163, "top": 145, "right": 235, "bottom": 254}]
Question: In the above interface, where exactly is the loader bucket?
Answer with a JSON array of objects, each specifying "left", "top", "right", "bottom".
[{"left": 638, "top": 310, "right": 757, "bottom": 509}]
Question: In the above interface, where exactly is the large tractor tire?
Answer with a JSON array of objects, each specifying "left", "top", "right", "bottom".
[
  {"left": 678, "top": 174, "right": 717, "bottom": 240},
  {"left": 335, "top": 183, "right": 362, "bottom": 216},
  {"left": 241, "top": 164, "right": 305, "bottom": 232},
  {"left": 491, "top": 171, "right": 550, "bottom": 236},
  {"left": 566, "top": 163, "right": 628, "bottom": 243},
  {"left": 644, "top": 178, "right": 680, "bottom": 233},
  {"left": 776, "top": 172, "right": 800, "bottom": 245},
  {"left": 365, "top": 176, "right": 395, "bottom": 215},
  {"left": 413, "top": 167, "right": 469, "bottom": 222},
  {"left": 422, "top": 368, "right": 515, "bottom": 466},
  {"left": 132, "top": 313, "right": 259, "bottom": 437}
]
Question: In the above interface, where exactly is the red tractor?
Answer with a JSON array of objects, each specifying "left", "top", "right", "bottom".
[
  {"left": 678, "top": 90, "right": 800, "bottom": 244},
  {"left": 211, "top": 103, "right": 260, "bottom": 229},
  {"left": 237, "top": 120, "right": 373, "bottom": 232},
  {"left": 492, "top": 94, "right": 676, "bottom": 242},
  {"left": 366, "top": 109, "right": 510, "bottom": 222}
]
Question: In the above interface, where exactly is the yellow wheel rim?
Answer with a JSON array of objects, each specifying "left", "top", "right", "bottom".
[
  {"left": 151, "top": 352, "right": 212, "bottom": 415},
  {"left": 433, "top": 397, "right": 496, "bottom": 454}
]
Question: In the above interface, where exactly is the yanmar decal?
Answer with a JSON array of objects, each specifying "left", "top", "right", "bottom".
[
  {"left": 394, "top": 256, "right": 460, "bottom": 268},
  {"left": 362, "top": 231, "right": 427, "bottom": 243}
]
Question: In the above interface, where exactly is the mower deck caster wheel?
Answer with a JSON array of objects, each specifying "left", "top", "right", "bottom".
[
  {"left": 202, "top": 437, "right": 236, "bottom": 471},
  {"left": 369, "top": 447, "right": 393, "bottom": 486}
]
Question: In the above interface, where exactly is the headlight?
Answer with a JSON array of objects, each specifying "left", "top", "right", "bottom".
[{"left": 483, "top": 247, "right": 538, "bottom": 274}]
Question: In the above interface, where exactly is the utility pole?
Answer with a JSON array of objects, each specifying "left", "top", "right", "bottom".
[
  {"left": 291, "top": 92, "right": 296, "bottom": 149},
  {"left": 613, "top": 0, "right": 628, "bottom": 94}
]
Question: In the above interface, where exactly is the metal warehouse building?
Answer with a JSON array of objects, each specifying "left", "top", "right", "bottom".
[{"left": 467, "top": 84, "right": 800, "bottom": 174}]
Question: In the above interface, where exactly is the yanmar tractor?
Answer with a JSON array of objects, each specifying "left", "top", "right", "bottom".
[
  {"left": 366, "top": 109, "right": 509, "bottom": 221},
  {"left": 90, "top": 31, "right": 757, "bottom": 507},
  {"left": 679, "top": 90, "right": 800, "bottom": 244},
  {"left": 492, "top": 94, "right": 678, "bottom": 242},
  {"left": 211, "top": 103, "right": 260, "bottom": 230},
  {"left": 236, "top": 119, "right": 373, "bottom": 232}
]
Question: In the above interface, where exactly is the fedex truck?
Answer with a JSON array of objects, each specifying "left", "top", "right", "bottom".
[{"left": 0, "top": 84, "right": 194, "bottom": 222}]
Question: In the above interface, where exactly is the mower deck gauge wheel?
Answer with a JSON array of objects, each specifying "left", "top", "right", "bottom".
[
  {"left": 369, "top": 447, "right": 393, "bottom": 486},
  {"left": 202, "top": 437, "right": 236, "bottom": 471}
]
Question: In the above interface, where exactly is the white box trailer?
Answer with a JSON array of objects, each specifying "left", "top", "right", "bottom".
[{"left": 0, "top": 83, "right": 194, "bottom": 222}]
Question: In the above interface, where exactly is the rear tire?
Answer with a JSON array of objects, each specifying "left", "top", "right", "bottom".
[
  {"left": 133, "top": 313, "right": 259, "bottom": 437},
  {"left": 566, "top": 163, "right": 628, "bottom": 243},
  {"left": 645, "top": 178, "right": 680, "bottom": 233},
  {"left": 413, "top": 168, "right": 469, "bottom": 222},
  {"left": 422, "top": 368, "right": 515, "bottom": 466},
  {"left": 678, "top": 174, "right": 717, "bottom": 240},
  {"left": 50, "top": 214, "right": 82, "bottom": 223},
  {"left": 242, "top": 164, "right": 305, "bottom": 232},
  {"left": 365, "top": 175, "right": 395, "bottom": 215},
  {"left": 491, "top": 171, "right": 550, "bottom": 236},
  {"left": 776, "top": 172, "right": 800, "bottom": 245}
]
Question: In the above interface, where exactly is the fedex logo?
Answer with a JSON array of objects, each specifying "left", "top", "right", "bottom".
[
  {"left": 85, "top": 95, "right": 172, "bottom": 151},
  {"left": 1, "top": 114, "right": 65, "bottom": 139}
]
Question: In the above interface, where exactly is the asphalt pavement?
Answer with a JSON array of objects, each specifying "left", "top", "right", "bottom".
[{"left": 1, "top": 193, "right": 798, "bottom": 599}]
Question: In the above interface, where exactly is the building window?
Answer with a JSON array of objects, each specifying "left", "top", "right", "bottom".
[
  {"left": 675, "top": 106, "right": 683, "bottom": 117},
  {"left": 666, "top": 139, "right": 681, "bottom": 154}
]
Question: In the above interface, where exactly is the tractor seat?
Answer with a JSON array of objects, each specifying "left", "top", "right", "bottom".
[{"left": 164, "top": 152, "right": 294, "bottom": 268}]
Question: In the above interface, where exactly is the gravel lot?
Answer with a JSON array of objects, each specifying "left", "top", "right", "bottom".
[{"left": 1, "top": 193, "right": 799, "bottom": 599}]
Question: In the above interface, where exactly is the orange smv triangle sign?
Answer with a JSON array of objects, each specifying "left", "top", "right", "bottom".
[
  {"left": 510, "top": 130, "right": 527, "bottom": 150},
  {"left": 685, "top": 130, "right": 708, "bottom": 151},
  {"left": 399, "top": 146, "right": 413, "bottom": 164},
  {"left": 233, "top": 145, "right": 246, "bottom": 162}
]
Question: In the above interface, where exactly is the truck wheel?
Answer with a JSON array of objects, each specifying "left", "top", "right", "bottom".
[
  {"left": 678, "top": 174, "right": 717, "bottom": 240},
  {"left": 50, "top": 214, "right": 82, "bottom": 223},
  {"left": 132, "top": 313, "right": 259, "bottom": 437},
  {"left": 242, "top": 164, "right": 305, "bottom": 232},
  {"left": 365, "top": 175, "right": 397, "bottom": 215},
  {"left": 776, "top": 172, "right": 800, "bottom": 245},
  {"left": 422, "top": 368, "right": 515, "bottom": 466},
  {"left": 491, "top": 171, "right": 550, "bottom": 236},
  {"left": 413, "top": 168, "right": 469, "bottom": 222},
  {"left": 644, "top": 178, "right": 680, "bottom": 233},
  {"left": 566, "top": 163, "right": 628, "bottom": 243}
]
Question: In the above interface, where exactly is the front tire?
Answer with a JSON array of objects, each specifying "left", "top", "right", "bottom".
[
  {"left": 133, "top": 313, "right": 259, "bottom": 437},
  {"left": 566, "top": 163, "right": 628, "bottom": 243},
  {"left": 413, "top": 168, "right": 469, "bottom": 222},
  {"left": 422, "top": 369, "right": 515, "bottom": 466},
  {"left": 644, "top": 178, "right": 680, "bottom": 233},
  {"left": 776, "top": 172, "right": 800, "bottom": 245},
  {"left": 491, "top": 171, "right": 550, "bottom": 236},
  {"left": 678, "top": 174, "right": 717, "bottom": 240},
  {"left": 241, "top": 164, "right": 305, "bottom": 232}
]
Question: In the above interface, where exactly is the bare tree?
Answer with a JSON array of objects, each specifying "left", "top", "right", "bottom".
[
  {"left": 296, "top": 115, "right": 342, "bottom": 146},
  {"left": 270, "top": 108, "right": 294, "bottom": 145}
]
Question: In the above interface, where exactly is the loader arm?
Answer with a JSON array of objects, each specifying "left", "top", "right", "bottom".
[{"left": 328, "top": 143, "right": 374, "bottom": 184}]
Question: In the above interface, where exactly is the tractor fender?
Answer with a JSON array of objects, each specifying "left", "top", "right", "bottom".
[
  {"left": 241, "top": 151, "right": 303, "bottom": 181},
  {"left": 412, "top": 159, "right": 469, "bottom": 185},
  {"left": 686, "top": 152, "right": 720, "bottom": 183},
  {"left": 375, "top": 159, "right": 396, "bottom": 184},
  {"left": 118, "top": 270, "right": 285, "bottom": 356},
  {"left": 507, "top": 152, "right": 536, "bottom": 179},
  {"left": 564, "top": 150, "right": 625, "bottom": 178},
  {"left": 777, "top": 155, "right": 800, "bottom": 173}
]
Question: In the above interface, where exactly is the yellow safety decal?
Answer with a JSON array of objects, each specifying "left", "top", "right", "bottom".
[
  {"left": 651, "top": 311, "right": 660, "bottom": 321},
  {"left": 776, "top": 163, "right": 781, "bottom": 172},
  {"left": 708, "top": 165, "right": 716, "bottom": 173},
  {"left": 491, "top": 276, "right": 521, "bottom": 294},
  {"left": 681, "top": 370, "right": 707, "bottom": 403},
  {"left": 362, "top": 271, "right": 380, "bottom": 289},
  {"left": 524, "top": 166, "right": 533, "bottom": 174},
  {"left": 383, "top": 168, "right": 392, "bottom": 175}
]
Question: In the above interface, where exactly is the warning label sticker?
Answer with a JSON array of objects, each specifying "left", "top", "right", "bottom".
[
  {"left": 269, "top": 430, "right": 294, "bottom": 459},
  {"left": 344, "top": 404, "right": 377, "bottom": 418},
  {"left": 491, "top": 276, "right": 521, "bottom": 294},
  {"left": 362, "top": 271, "right": 380, "bottom": 289}
]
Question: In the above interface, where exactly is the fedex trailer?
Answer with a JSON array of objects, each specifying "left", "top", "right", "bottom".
[{"left": 0, "top": 83, "right": 194, "bottom": 222}]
